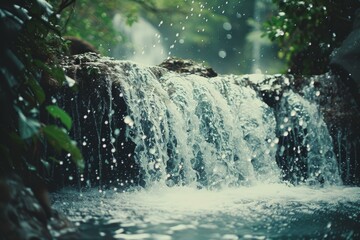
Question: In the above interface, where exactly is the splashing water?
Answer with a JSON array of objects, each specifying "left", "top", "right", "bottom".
[
  {"left": 53, "top": 60, "right": 359, "bottom": 239},
  {"left": 114, "top": 63, "right": 340, "bottom": 188},
  {"left": 276, "top": 91, "right": 342, "bottom": 185},
  {"left": 53, "top": 184, "right": 360, "bottom": 239}
]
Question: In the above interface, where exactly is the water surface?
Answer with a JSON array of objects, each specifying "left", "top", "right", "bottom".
[{"left": 52, "top": 184, "right": 360, "bottom": 239}]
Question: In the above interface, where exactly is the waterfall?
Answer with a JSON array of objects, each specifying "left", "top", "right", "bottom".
[
  {"left": 58, "top": 56, "right": 343, "bottom": 189},
  {"left": 103, "top": 61, "right": 341, "bottom": 188},
  {"left": 118, "top": 69, "right": 279, "bottom": 188},
  {"left": 276, "top": 91, "right": 342, "bottom": 185}
]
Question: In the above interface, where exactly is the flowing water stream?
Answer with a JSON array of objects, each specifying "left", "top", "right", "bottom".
[{"left": 53, "top": 60, "right": 360, "bottom": 239}]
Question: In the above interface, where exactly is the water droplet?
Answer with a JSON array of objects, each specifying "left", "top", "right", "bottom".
[
  {"left": 154, "top": 162, "right": 160, "bottom": 169},
  {"left": 223, "top": 22, "right": 232, "bottom": 31},
  {"left": 326, "top": 222, "right": 332, "bottom": 228},
  {"left": 218, "top": 50, "right": 227, "bottom": 58},
  {"left": 124, "top": 116, "right": 134, "bottom": 127},
  {"left": 149, "top": 148, "right": 156, "bottom": 154},
  {"left": 299, "top": 119, "right": 304, "bottom": 126},
  {"left": 275, "top": 29, "right": 285, "bottom": 37},
  {"left": 114, "top": 129, "right": 120, "bottom": 136}
]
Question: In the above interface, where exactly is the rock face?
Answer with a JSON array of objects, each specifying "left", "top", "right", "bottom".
[
  {"left": 247, "top": 73, "right": 360, "bottom": 184},
  {"left": 0, "top": 174, "right": 74, "bottom": 239},
  {"left": 52, "top": 53, "right": 147, "bottom": 189},
  {"left": 330, "top": 8, "right": 360, "bottom": 105},
  {"left": 159, "top": 57, "right": 218, "bottom": 78},
  {"left": 52, "top": 53, "right": 360, "bottom": 187}
]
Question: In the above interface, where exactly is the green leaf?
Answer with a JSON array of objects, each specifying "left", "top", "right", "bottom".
[
  {"left": 42, "top": 125, "right": 84, "bottom": 170},
  {"left": 28, "top": 78, "right": 46, "bottom": 104},
  {"left": 40, "top": 159, "right": 51, "bottom": 174},
  {"left": 49, "top": 66, "right": 67, "bottom": 85},
  {"left": 15, "top": 107, "right": 41, "bottom": 139},
  {"left": 46, "top": 105, "right": 72, "bottom": 130},
  {"left": 3, "top": 49, "right": 23, "bottom": 88},
  {"left": 26, "top": 161, "right": 37, "bottom": 172},
  {"left": 33, "top": 60, "right": 66, "bottom": 85},
  {"left": 48, "top": 156, "right": 60, "bottom": 164}
]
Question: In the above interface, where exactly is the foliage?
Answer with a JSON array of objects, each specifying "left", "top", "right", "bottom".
[
  {"left": 0, "top": 0, "right": 83, "bottom": 181},
  {"left": 53, "top": 0, "right": 278, "bottom": 74},
  {"left": 48, "top": 0, "right": 160, "bottom": 54},
  {"left": 265, "top": 0, "right": 360, "bottom": 75}
]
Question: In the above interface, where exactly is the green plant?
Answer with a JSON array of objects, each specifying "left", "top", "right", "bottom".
[
  {"left": 265, "top": 0, "right": 360, "bottom": 75},
  {"left": 48, "top": 0, "right": 162, "bottom": 55},
  {"left": 0, "top": 0, "right": 83, "bottom": 182}
]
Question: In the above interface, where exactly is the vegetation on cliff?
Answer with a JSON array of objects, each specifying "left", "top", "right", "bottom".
[
  {"left": 0, "top": 0, "right": 83, "bottom": 184},
  {"left": 265, "top": 0, "right": 360, "bottom": 75}
]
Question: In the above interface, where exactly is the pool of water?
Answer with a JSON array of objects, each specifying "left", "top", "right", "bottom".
[{"left": 52, "top": 184, "right": 360, "bottom": 239}]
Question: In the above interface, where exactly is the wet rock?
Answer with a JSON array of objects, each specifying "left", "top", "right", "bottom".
[
  {"left": 53, "top": 53, "right": 148, "bottom": 189},
  {"left": 0, "top": 174, "right": 74, "bottom": 239},
  {"left": 330, "top": 8, "right": 360, "bottom": 106},
  {"left": 246, "top": 72, "right": 360, "bottom": 184},
  {"left": 159, "top": 57, "right": 218, "bottom": 78},
  {"left": 64, "top": 36, "right": 99, "bottom": 55}
]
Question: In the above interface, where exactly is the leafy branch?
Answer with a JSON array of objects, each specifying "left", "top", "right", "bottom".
[{"left": 0, "top": 0, "right": 84, "bottom": 181}]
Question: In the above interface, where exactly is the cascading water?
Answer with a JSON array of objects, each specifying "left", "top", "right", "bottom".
[
  {"left": 119, "top": 68, "right": 282, "bottom": 188},
  {"left": 110, "top": 63, "right": 341, "bottom": 188},
  {"left": 276, "top": 91, "right": 342, "bottom": 185},
  {"left": 52, "top": 57, "right": 360, "bottom": 239}
]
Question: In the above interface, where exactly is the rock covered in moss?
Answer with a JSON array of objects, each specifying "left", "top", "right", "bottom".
[{"left": 159, "top": 57, "right": 218, "bottom": 77}]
